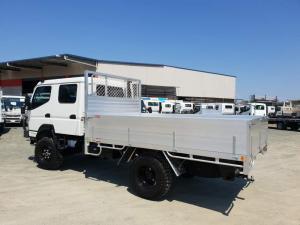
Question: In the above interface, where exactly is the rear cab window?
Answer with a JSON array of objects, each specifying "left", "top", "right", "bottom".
[{"left": 58, "top": 84, "right": 77, "bottom": 103}]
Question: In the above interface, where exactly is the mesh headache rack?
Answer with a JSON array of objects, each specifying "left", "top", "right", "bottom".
[
  {"left": 88, "top": 72, "right": 141, "bottom": 99},
  {"left": 84, "top": 71, "right": 142, "bottom": 116}
]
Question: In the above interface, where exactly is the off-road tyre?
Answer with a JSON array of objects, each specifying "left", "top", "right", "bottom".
[
  {"left": 130, "top": 154, "right": 173, "bottom": 200},
  {"left": 35, "top": 137, "right": 63, "bottom": 170}
]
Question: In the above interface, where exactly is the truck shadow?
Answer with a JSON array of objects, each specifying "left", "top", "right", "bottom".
[
  {"left": 166, "top": 177, "right": 248, "bottom": 215},
  {"left": 268, "top": 126, "right": 300, "bottom": 132},
  {"left": 0, "top": 127, "right": 11, "bottom": 136},
  {"left": 60, "top": 154, "right": 248, "bottom": 215}
]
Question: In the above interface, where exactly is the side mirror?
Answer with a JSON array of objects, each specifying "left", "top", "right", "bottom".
[
  {"left": 21, "top": 106, "right": 26, "bottom": 114},
  {"left": 25, "top": 95, "right": 32, "bottom": 110}
]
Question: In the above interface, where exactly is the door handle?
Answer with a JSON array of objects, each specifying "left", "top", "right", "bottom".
[
  {"left": 69, "top": 114, "right": 76, "bottom": 119},
  {"left": 45, "top": 113, "right": 50, "bottom": 118}
]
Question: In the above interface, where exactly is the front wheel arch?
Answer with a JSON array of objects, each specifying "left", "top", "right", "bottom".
[{"left": 36, "top": 124, "right": 55, "bottom": 141}]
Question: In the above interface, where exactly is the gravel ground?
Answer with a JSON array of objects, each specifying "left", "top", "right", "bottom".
[{"left": 0, "top": 126, "right": 299, "bottom": 225}]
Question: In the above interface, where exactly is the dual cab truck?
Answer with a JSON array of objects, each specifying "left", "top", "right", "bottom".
[{"left": 27, "top": 71, "right": 268, "bottom": 200}]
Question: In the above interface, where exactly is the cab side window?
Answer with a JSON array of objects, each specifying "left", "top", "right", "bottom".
[
  {"left": 59, "top": 84, "right": 77, "bottom": 103},
  {"left": 31, "top": 86, "right": 52, "bottom": 109}
]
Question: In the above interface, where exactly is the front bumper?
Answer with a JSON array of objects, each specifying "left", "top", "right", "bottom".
[{"left": 5, "top": 119, "right": 22, "bottom": 124}]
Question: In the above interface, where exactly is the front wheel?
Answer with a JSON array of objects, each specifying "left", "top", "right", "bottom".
[
  {"left": 129, "top": 155, "right": 173, "bottom": 200},
  {"left": 35, "top": 137, "right": 63, "bottom": 170},
  {"left": 0, "top": 123, "right": 4, "bottom": 133}
]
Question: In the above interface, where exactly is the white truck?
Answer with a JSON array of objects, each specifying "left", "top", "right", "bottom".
[
  {"left": 175, "top": 101, "right": 194, "bottom": 114},
  {"left": 0, "top": 89, "right": 4, "bottom": 132},
  {"left": 2, "top": 95, "right": 25, "bottom": 124},
  {"left": 27, "top": 71, "right": 268, "bottom": 200},
  {"left": 276, "top": 100, "right": 300, "bottom": 117},
  {"left": 201, "top": 103, "right": 235, "bottom": 115},
  {"left": 267, "top": 106, "right": 276, "bottom": 116},
  {"left": 143, "top": 99, "right": 161, "bottom": 113},
  {"left": 161, "top": 101, "right": 175, "bottom": 113}
]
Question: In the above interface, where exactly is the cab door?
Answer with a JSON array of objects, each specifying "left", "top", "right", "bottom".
[
  {"left": 28, "top": 85, "right": 52, "bottom": 135},
  {"left": 50, "top": 83, "right": 82, "bottom": 136}
]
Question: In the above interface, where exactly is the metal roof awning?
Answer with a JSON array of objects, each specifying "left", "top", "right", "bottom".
[
  {"left": 0, "top": 53, "right": 235, "bottom": 77},
  {"left": 0, "top": 54, "right": 98, "bottom": 73}
]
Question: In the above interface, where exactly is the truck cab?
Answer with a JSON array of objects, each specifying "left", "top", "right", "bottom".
[
  {"left": 267, "top": 106, "right": 276, "bottom": 116},
  {"left": 143, "top": 99, "right": 161, "bottom": 113},
  {"left": 2, "top": 95, "right": 25, "bottom": 124},
  {"left": 238, "top": 103, "right": 267, "bottom": 116},
  {"left": 220, "top": 103, "right": 235, "bottom": 115},
  {"left": 280, "top": 100, "right": 300, "bottom": 117},
  {"left": 28, "top": 77, "right": 85, "bottom": 139},
  {"left": 175, "top": 101, "right": 194, "bottom": 114},
  {"left": 161, "top": 101, "right": 174, "bottom": 113}
]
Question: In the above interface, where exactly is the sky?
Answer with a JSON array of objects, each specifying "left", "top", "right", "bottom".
[{"left": 0, "top": 0, "right": 299, "bottom": 100}]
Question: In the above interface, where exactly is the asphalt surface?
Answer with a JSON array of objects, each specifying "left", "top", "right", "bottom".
[{"left": 0, "top": 126, "right": 299, "bottom": 225}]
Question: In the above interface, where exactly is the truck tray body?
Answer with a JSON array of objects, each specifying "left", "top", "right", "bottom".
[
  {"left": 86, "top": 113, "right": 267, "bottom": 158},
  {"left": 84, "top": 71, "right": 267, "bottom": 175}
]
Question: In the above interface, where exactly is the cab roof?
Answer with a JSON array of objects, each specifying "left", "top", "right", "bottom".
[{"left": 37, "top": 76, "right": 85, "bottom": 85}]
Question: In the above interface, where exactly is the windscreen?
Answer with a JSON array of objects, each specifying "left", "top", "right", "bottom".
[
  {"left": 255, "top": 105, "right": 265, "bottom": 110},
  {"left": 148, "top": 102, "right": 159, "bottom": 107},
  {"left": 2, "top": 97, "right": 25, "bottom": 111}
]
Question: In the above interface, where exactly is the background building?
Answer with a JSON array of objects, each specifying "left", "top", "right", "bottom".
[{"left": 0, "top": 54, "right": 236, "bottom": 103}]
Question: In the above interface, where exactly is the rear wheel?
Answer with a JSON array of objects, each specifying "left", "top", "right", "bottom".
[
  {"left": 277, "top": 122, "right": 286, "bottom": 130},
  {"left": 35, "top": 137, "right": 63, "bottom": 170},
  {"left": 290, "top": 124, "right": 299, "bottom": 131},
  {"left": 130, "top": 155, "right": 173, "bottom": 200}
]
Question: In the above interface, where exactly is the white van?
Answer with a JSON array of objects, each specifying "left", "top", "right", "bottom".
[
  {"left": 216, "top": 103, "right": 235, "bottom": 115},
  {"left": 143, "top": 100, "right": 161, "bottom": 113},
  {"left": 175, "top": 101, "right": 194, "bottom": 114},
  {"left": 200, "top": 103, "right": 235, "bottom": 115},
  {"left": 238, "top": 103, "right": 267, "bottom": 116},
  {"left": 161, "top": 101, "right": 174, "bottom": 113}
]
